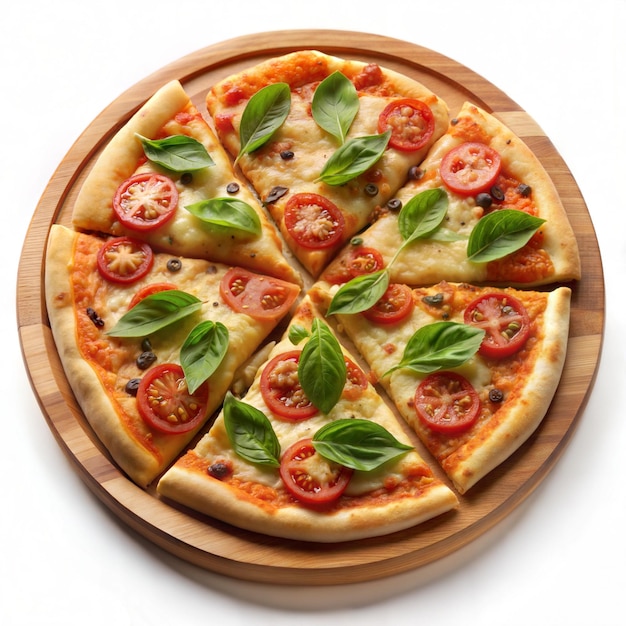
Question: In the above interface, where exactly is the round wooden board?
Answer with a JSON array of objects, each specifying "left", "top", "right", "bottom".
[{"left": 17, "top": 30, "right": 604, "bottom": 585}]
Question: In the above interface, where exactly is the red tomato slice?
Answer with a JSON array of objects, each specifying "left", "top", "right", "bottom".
[
  {"left": 283, "top": 193, "right": 345, "bottom": 249},
  {"left": 378, "top": 98, "right": 435, "bottom": 152},
  {"left": 346, "top": 246, "right": 384, "bottom": 277},
  {"left": 362, "top": 283, "right": 414, "bottom": 324},
  {"left": 260, "top": 351, "right": 318, "bottom": 421},
  {"left": 279, "top": 438, "right": 353, "bottom": 506},
  {"left": 128, "top": 282, "right": 177, "bottom": 309},
  {"left": 96, "top": 236, "right": 154, "bottom": 284},
  {"left": 464, "top": 293, "right": 531, "bottom": 359},
  {"left": 440, "top": 142, "right": 502, "bottom": 196},
  {"left": 342, "top": 357, "right": 369, "bottom": 402},
  {"left": 414, "top": 371, "right": 480, "bottom": 435},
  {"left": 137, "top": 363, "right": 209, "bottom": 435},
  {"left": 113, "top": 172, "right": 178, "bottom": 231},
  {"left": 219, "top": 268, "right": 299, "bottom": 321}
]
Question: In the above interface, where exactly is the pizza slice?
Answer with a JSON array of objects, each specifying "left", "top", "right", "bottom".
[
  {"left": 45, "top": 224, "right": 300, "bottom": 487},
  {"left": 71, "top": 80, "right": 300, "bottom": 285},
  {"left": 313, "top": 280, "right": 571, "bottom": 493},
  {"left": 205, "top": 49, "right": 449, "bottom": 277},
  {"left": 157, "top": 294, "right": 458, "bottom": 543},
  {"left": 321, "top": 101, "right": 581, "bottom": 288}
]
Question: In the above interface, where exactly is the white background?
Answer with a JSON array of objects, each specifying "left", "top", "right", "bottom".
[{"left": 2, "top": 1, "right": 624, "bottom": 624}]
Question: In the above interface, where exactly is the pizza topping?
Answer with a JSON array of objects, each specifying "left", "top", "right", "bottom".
[
  {"left": 136, "top": 350, "right": 157, "bottom": 370},
  {"left": 135, "top": 134, "right": 215, "bottom": 172},
  {"left": 311, "top": 71, "right": 359, "bottom": 144},
  {"left": 125, "top": 378, "right": 141, "bottom": 396},
  {"left": 387, "top": 198, "right": 402, "bottom": 211},
  {"left": 414, "top": 371, "right": 480, "bottom": 435},
  {"left": 260, "top": 350, "right": 318, "bottom": 420},
  {"left": 284, "top": 193, "right": 345, "bottom": 249},
  {"left": 113, "top": 173, "right": 179, "bottom": 231},
  {"left": 207, "top": 461, "right": 232, "bottom": 480},
  {"left": 363, "top": 283, "right": 414, "bottom": 325},
  {"left": 226, "top": 182, "right": 240, "bottom": 194},
  {"left": 378, "top": 98, "right": 435, "bottom": 152},
  {"left": 236, "top": 82, "right": 291, "bottom": 164},
  {"left": 96, "top": 236, "right": 154, "bottom": 284},
  {"left": 185, "top": 197, "right": 262, "bottom": 236},
  {"left": 166, "top": 258, "right": 182, "bottom": 272},
  {"left": 440, "top": 142, "right": 502, "bottom": 196},
  {"left": 128, "top": 282, "right": 177, "bottom": 309},
  {"left": 464, "top": 293, "right": 531, "bottom": 358},
  {"left": 279, "top": 438, "right": 353, "bottom": 506},
  {"left": 475, "top": 192, "right": 493, "bottom": 209},
  {"left": 517, "top": 183, "right": 532, "bottom": 197},
  {"left": 342, "top": 358, "right": 368, "bottom": 402},
  {"left": 489, "top": 388, "right": 504, "bottom": 403},
  {"left": 364, "top": 183, "right": 379, "bottom": 196},
  {"left": 219, "top": 268, "right": 300, "bottom": 321},
  {"left": 137, "top": 363, "right": 209, "bottom": 435},
  {"left": 265, "top": 186, "right": 289, "bottom": 204}
]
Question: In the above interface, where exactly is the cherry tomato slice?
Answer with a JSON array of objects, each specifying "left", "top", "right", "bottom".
[
  {"left": 464, "top": 293, "right": 531, "bottom": 359},
  {"left": 283, "top": 193, "right": 345, "bottom": 249},
  {"left": 342, "top": 357, "right": 368, "bottom": 402},
  {"left": 219, "top": 267, "right": 299, "bottom": 321},
  {"left": 279, "top": 438, "right": 353, "bottom": 506},
  {"left": 414, "top": 371, "right": 480, "bottom": 435},
  {"left": 128, "top": 282, "right": 177, "bottom": 309},
  {"left": 137, "top": 363, "right": 209, "bottom": 435},
  {"left": 362, "top": 283, "right": 414, "bottom": 325},
  {"left": 96, "top": 236, "right": 154, "bottom": 284},
  {"left": 346, "top": 246, "right": 384, "bottom": 277},
  {"left": 440, "top": 142, "right": 502, "bottom": 196},
  {"left": 378, "top": 98, "right": 435, "bottom": 152},
  {"left": 260, "top": 351, "right": 318, "bottom": 421},
  {"left": 113, "top": 172, "right": 178, "bottom": 231}
]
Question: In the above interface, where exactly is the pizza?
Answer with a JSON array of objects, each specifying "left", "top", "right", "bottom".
[
  {"left": 311, "top": 280, "right": 571, "bottom": 493},
  {"left": 43, "top": 48, "right": 580, "bottom": 543},
  {"left": 157, "top": 295, "right": 458, "bottom": 542},
  {"left": 206, "top": 49, "right": 449, "bottom": 277},
  {"left": 45, "top": 224, "right": 300, "bottom": 486}
]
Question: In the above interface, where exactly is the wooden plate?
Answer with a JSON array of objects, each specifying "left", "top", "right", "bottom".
[{"left": 17, "top": 30, "right": 604, "bottom": 585}]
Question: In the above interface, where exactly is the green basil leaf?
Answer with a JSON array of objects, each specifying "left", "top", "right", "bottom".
[
  {"left": 223, "top": 392, "right": 280, "bottom": 468},
  {"left": 288, "top": 325, "right": 310, "bottom": 345},
  {"left": 311, "top": 71, "right": 359, "bottom": 144},
  {"left": 467, "top": 209, "right": 546, "bottom": 263},
  {"left": 236, "top": 82, "right": 291, "bottom": 163},
  {"left": 326, "top": 269, "right": 390, "bottom": 316},
  {"left": 184, "top": 197, "right": 262, "bottom": 236},
  {"left": 180, "top": 321, "right": 229, "bottom": 394},
  {"left": 398, "top": 188, "right": 449, "bottom": 245},
  {"left": 318, "top": 131, "right": 391, "bottom": 186},
  {"left": 136, "top": 134, "right": 215, "bottom": 172},
  {"left": 313, "top": 419, "right": 413, "bottom": 472},
  {"left": 298, "top": 319, "right": 347, "bottom": 415},
  {"left": 106, "top": 290, "right": 202, "bottom": 338},
  {"left": 385, "top": 321, "right": 485, "bottom": 376}
]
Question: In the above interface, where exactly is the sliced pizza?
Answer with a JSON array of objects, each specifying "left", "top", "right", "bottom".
[
  {"left": 45, "top": 224, "right": 300, "bottom": 486},
  {"left": 205, "top": 49, "right": 449, "bottom": 277},
  {"left": 72, "top": 80, "right": 300, "bottom": 284},
  {"left": 157, "top": 294, "right": 458, "bottom": 543},
  {"left": 321, "top": 102, "right": 581, "bottom": 288},
  {"left": 313, "top": 280, "right": 571, "bottom": 493}
]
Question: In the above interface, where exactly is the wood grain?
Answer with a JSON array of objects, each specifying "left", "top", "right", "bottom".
[{"left": 16, "top": 30, "right": 604, "bottom": 585}]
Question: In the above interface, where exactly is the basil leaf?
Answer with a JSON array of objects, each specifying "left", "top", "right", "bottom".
[
  {"left": 318, "top": 131, "right": 391, "bottom": 186},
  {"left": 385, "top": 321, "right": 485, "bottom": 376},
  {"left": 223, "top": 392, "right": 280, "bottom": 468},
  {"left": 236, "top": 82, "right": 291, "bottom": 163},
  {"left": 313, "top": 419, "right": 413, "bottom": 472},
  {"left": 288, "top": 325, "right": 310, "bottom": 345},
  {"left": 136, "top": 134, "right": 215, "bottom": 172},
  {"left": 185, "top": 197, "right": 262, "bottom": 236},
  {"left": 180, "top": 321, "right": 229, "bottom": 394},
  {"left": 467, "top": 209, "right": 546, "bottom": 263},
  {"left": 326, "top": 269, "right": 390, "bottom": 316},
  {"left": 106, "top": 290, "right": 202, "bottom": 338},
  {"left": 398, "top": 188, "right": 449, "bottom": 245},
  {"left": 298, "top": 319, "right": 347, "bottom": 415},
  {"left": 311, "top": 71, "right": 359, "bottom": 144}
]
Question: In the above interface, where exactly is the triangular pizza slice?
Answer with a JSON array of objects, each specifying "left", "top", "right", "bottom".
[
  {"left": 206, "top": 50, "right": 449, "bottom": 277},
  {"left": 321, "top": 102, "right": 581, "bottom": 288},
  {"left": 157, "top": 294, "right": 458, "bottom": 542},
  {"left": 71, "top": 80, "right": 300, "bottom": 284},
  {"left": 45, "top": 225, "right": 300, "bottom": 486},
  {"left": 314, "top": 280, "right": 571, "bottom": 493}
]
